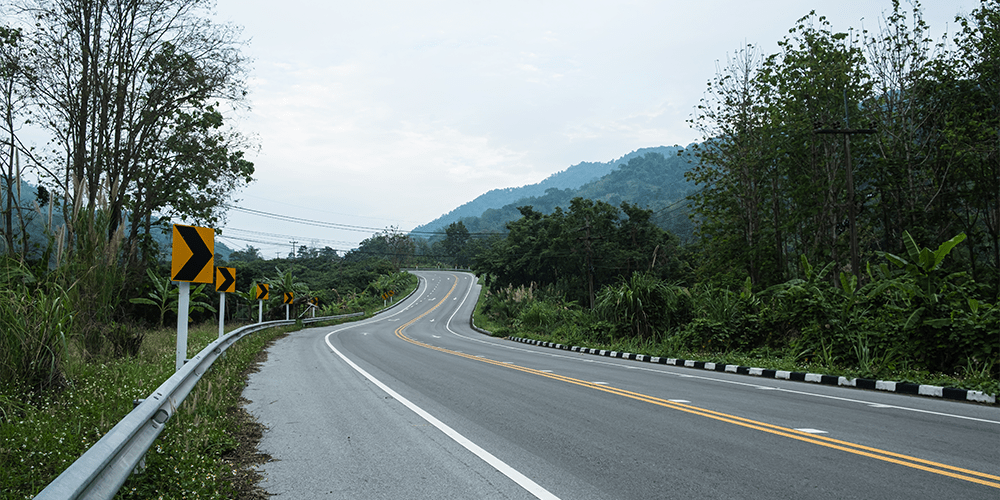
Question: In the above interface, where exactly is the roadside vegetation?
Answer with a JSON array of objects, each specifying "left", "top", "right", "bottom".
[
  {"left": 2, "top": 0, "right": 998, "bottom": 497},
  {"left": 466, "top": 1, "right": 1000, "bottom": 399},
  {"left": 0, "top": 265, "right": 417, "bottom": 499},
  {"left": 473, "top": 239, "right": 999, "bottom": 396}
]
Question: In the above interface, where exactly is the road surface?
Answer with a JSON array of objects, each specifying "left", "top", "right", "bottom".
[{"left": 243, "top": 270, "right": 1000, "bottom": 499}]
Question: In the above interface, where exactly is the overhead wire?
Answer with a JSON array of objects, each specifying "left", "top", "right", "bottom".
[{"left": 223, "top": 204, "right": 503, "bottom": 237}]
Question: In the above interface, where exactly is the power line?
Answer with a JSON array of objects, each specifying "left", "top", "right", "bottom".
[
  {"left": 224, "top": 204, "right": 504, "bottom": 237},
  {"left": 223, "top": 227, "right": 357, "bottom": 247}
]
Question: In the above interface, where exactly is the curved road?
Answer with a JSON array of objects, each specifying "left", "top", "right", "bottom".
[{"left": 244, "top": 271, "right": 1000, "bottom": 499}]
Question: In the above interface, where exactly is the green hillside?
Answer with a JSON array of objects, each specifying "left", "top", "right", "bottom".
[
  {"left": 423, "top": 148, "right": 698, "bottom": 241},
  {"left": 411, "top": 145, "right": 691, "bottom": 236}
]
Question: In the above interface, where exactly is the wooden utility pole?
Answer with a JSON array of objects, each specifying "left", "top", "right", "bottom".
[
  {"left": 578, "top": 218, "right": 600, "bottom": 309},
  {"left": 814, "top": 124, "right": 875, "bottom": 278}
]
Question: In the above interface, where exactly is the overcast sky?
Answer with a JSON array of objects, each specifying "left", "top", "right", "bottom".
[{"left": 210, "top": 0, "right": 973, "bottom": 258}]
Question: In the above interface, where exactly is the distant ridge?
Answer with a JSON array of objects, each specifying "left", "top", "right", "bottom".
[{"left": 412, "top": 145, "right": 684, "bottom": 235}]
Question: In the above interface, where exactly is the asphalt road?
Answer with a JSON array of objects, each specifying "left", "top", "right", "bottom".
[{"left": 244, "top": 270, "right": 1000, "bottom": 499}]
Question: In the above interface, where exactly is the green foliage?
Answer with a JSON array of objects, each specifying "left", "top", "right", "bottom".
[
  {"left": 477, "top": 230, "right": 998, "bottom": 390},
  {"left": 594, "top": 272, "right": 691, "bottom": 340},
  {"left": 442, "top": 221, "right": 471, "bottom": 267},
  {"left": 129, "top": 268, "right": 217, "bottom": 328},
  {"left": 868, "top": 231, "right": 996, "bottom": 373},
  {"left": 57, "top": 207, "right": 128, "bottom": 359},
  {"left": 0, "top": 259, "right": 71, "bottom": 391},
  {"left": 474, "top": 197, "right": 684, "bottom": 306}
]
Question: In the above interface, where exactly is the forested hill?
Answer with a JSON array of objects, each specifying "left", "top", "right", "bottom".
[
  {"left": 8, "top": 179, "right": 234, "bottom": 262},
  {"left": 422, "top": 147, "right": 699, "bottom": 239},
  {"left": 411, "top": 145, "right": 688, "bottom": 235}
]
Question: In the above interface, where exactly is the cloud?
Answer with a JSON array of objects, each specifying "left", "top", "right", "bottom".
[{"left": 215, "top": 0, "right": 975, "bottom": 256}]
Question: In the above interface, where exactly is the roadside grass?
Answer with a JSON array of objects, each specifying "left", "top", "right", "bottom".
[
  {"left": 509, "top": 330, "right": 1000, "bottom": 397},
  {"left": 472, "top": 289, "right": 1000, "bottom": 399},
  {"left": 0, "top": 316, "right": 360, "bottom": 499}
]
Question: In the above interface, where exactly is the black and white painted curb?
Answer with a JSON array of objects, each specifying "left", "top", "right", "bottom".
[{"left": 504, "top": 336, "right": 996, "bottom": 405}]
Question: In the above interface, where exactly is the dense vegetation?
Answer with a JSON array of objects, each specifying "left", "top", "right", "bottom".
[
  {"left": 0, "top": 1, "right": 418, "bottom": 496},
  {"left": 467, "top": 1, "right": 999, "bottom": 392}
]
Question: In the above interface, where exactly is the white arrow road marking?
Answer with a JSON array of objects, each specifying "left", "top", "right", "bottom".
[{"left": 795, "top": 428, "right": 828, "bottom": 434}]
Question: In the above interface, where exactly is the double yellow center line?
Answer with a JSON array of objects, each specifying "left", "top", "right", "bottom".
[{"left": 394, "top": 275, "right": 1000, "bottom": 490}]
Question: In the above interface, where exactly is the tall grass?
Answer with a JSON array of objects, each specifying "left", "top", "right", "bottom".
[
  {"left": 1, "top": 319, "right": 308, "bottom": 498},
  {"left": 57, "top": 207, "right": 127, "bottom": 359},
  {"left": 0, "top": 259, "right": 72, "bottom": 391}
]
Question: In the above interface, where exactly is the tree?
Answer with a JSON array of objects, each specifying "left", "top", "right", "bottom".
[
  {"left": 228, "top": 244, "right": 262, "bottom": 262},
  {"left": 443, "top": 221, "right": 470, "bottom": 267},
  {"left": 474, "top": 197, "right": 678, "bottom": 306},
  {"left": 348, "top": 226, "right": 414, "bottom": 268},
  {"left": 947, "top": 0, "right": 1000, "bottom": 293},
  {"left": 686, "top": 44, "right": 777, "bottom": 286},
  {"left": 19, "top": 0, "right": 253, "bottom": 263},
  {"left": 0, "top": 25, "right": 32, "bottom": 258}
]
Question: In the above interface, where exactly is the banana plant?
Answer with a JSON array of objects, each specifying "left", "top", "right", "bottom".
[
  {"left": 873, "top": 231, "right": 967, "bottom": 329},
  {"left": 130, "top": 268, "right": 217, "bottom": 327}
]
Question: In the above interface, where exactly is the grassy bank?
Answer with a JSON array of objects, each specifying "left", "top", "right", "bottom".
[
  {"left": 0, "top": 317, "right": 355, "bottom": 499},
  {"left": 472, "top": 286, "right": 1000, "bottom": 399}
]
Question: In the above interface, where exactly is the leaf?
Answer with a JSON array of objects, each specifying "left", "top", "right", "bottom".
[
  {"left": 931, "top": 233, "right": 966, "bottom": 271},
  {"left": 923, "top": 318, "right": 952, "bottom": 328},
  {"left": 903, "top": 307, "right": 925, "bottom": 330},
  {"left": 880, "top": 252, "right": 909, "bottom": 269},
  {"left": 902, "top": 231, "right": 920, "bottom": 264}
]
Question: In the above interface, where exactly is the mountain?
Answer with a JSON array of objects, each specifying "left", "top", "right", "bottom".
[
  {"left": 412, "top": 145, "right": 700, "bottom": 241},
  {"left": 411, "top": 145, "right": 688, "bottom": 235},
  {"left": 2, "top": 179, "right": 233, "bottom": 262}
]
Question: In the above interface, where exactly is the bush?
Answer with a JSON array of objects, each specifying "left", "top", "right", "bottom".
[{"left": 594, "top": 272, "right": 692, "bottom": 340}]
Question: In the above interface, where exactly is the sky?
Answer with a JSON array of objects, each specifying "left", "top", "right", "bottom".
[{"left": 209, "top": 0, "right": 974, "bottom": 258}]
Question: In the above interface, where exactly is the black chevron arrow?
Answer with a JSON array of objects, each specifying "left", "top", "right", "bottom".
[
  {"left": 256, "top": 283, "right": 269, "bottom": 300},
  {"left": 174, "top": 225, "right": 213, "bottom": 281},
  {"left": 217, "top": 267, "right": 235, "bottom": 292}
]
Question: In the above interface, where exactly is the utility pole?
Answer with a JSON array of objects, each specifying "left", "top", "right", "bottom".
[
  {"left": 814, "top": 122, "right": 875, "bottom": 278},
  {"left": 577, "top": 218, "right": 601, "bottom": 309}
]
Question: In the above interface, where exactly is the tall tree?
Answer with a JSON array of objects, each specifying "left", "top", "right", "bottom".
[
  {"left": 20, "top": 0, "right": 253, "bottom": 261},
  {"left": 443, "top": 220, "right": 470, "bottom": 267},
  {"left": 862, "top": 0, "right": 942, "bottom": 256},
  {"left": 0, "top": 25, "right": 32, "bottom": 258},
  {"left": 946, "top": 0, "right": 1000, "bottom": 291},
  {"left": 763, "top": 13, "right": 872, "bottom": 278},
  {"left": 686, "top": 44, "right": 777, "bottom": 286}
]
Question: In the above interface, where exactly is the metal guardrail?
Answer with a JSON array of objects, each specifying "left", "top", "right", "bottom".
[{"left": 35, "top": 312, "right": 364, "bottom": 500}]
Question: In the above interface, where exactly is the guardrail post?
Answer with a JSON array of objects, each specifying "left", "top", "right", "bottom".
[{"left": 132, "top": 399, "right": 147, "bottom": 475}]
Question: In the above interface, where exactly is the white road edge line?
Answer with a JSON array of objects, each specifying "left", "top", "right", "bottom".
[
  {"left": 325, "top": 332, "right": 560, "bottom": 500},
  {"left": 436, "top": 272, "right": 1000, "bottom": 426}
]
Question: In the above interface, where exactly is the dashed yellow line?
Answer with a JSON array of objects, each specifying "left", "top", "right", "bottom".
[{"left": 395, "top": 275, "right": 1000, "bottom": 490}]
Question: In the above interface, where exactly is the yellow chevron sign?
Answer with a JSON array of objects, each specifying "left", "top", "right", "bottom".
[
  {"left": 215, "top": 267, "right": 236, "bottom": 293},
  {"left": 171, "top": 225, "right": 214, "bottom": 283}
]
